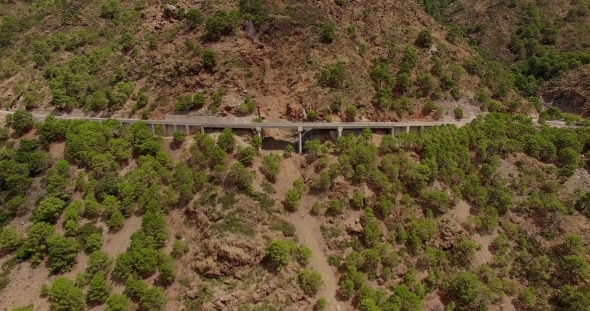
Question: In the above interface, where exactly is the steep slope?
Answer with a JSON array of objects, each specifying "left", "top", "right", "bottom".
[{"left": 0, "top": 0, "right": 485, "bottom": 122}]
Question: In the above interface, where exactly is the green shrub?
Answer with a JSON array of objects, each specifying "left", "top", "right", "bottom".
[
  {"left": 11, "top": 110, "right": 33, "bottom": 135},
  {"left": 261, "top": 154, "right": 281, "bottom": 182},
  {"left": 184, "top": 9, "right": 203, "bottom": 29},
  {"left": 175, "top": 94, "right": 204, "bottom": 111},
  {"left": 238, "top": 146, "right": 256, "bottom": 166},
  {"left": 298, "top": 270, "right": 323, "bottom": 296},
  {"left": 454, "top": 107, "right": 464, "bottom": 119},
  {"left": 105, "top": 294, "right": 129, "bottom": 311},
  {"left": 172, "top": 131, "right": 185, "bottom": 144},
  {"left": 87, "top": 272, "right": 111, "bottom": 302},
  {"left": 317, "top": 62, "right": 347, "bottom": 89},
  {"left": 100, "top": 0, "right": 121, "bottom": 19},
  {"left": 239, "top": 0, "right": 268, "bottom": 26},
  {"left": 217, "top": 128, "right": 236, "bottom": 152},
  {"left": 49, "top": 277, "right": 85, "bottom": 311},
  {"left": 266, "top": 239, "right": 293, "bottom": 270},
  {"left": 327, "top": 199, "right": 343, "bottom": 216},
  {"left": 284, "top": 189, "right": 301, "bottom": 211},
  {"left": 321, "top": 22, "right": 336, "bottom": 43},
  {"left": 416, "top": 29, "right": 433, "bottom": 47},
  {"left": 47, "top": 235, "right": 80, "bottom": 273},
  {"left": 203, "top": 49, "right": 217, "bottom": 70},
  {"left": 171, "top": 240, "right": 189, "bottom": 258},
  {"left": 294, "top": 245, "right": 312, "bottom": 266},
  {"left": 238, "top": 96, "right": 257, "bottom": 114},
  {"left": 204, "top": 10, "right": 239, "bottom": 41}
]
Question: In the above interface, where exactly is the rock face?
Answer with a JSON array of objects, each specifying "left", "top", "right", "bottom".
[
  {"left": 164, "top": 4, "right": 178, "bottom": 19},
  {"left": 542, "top": 88, "right": 589, "bottom": 116},
  {"left": 193, "top": 238, "right": 265, "bottom": 277},
  {"left": 345, "top": 218, "right": 363, "bottom": 234},
  {"left": 435, "top": 215, "right": 465, "bottom": 250},
  {"left": 243, "top": 20, "right": 258, "bottom": 42}
]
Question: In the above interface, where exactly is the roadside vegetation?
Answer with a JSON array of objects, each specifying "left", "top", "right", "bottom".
[{"left": 0, "top": 110, "right": 590, "bottom": 310}]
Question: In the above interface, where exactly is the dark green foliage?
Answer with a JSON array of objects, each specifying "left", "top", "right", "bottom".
[
  {"left": 87, "top": 272, "right": 111, "bottom": 302},
  {"left": 454, "top": 107, "right": 464, "bottom": 119},
  {"left": 202, "top": 49, "right": 217, "bottom": 71},
  {"left": 108, "top": 211, "right": 125, "bottom": 230},
  {"left": 217, "top": 128, "right": 236, "bottom": 152},
  {"left": 113, "top": 252, "right": 134, "bottom": 279},
  {"left": 204, "top": 10, "right": 239, "bottom": 41},
  {"left": 172, "top": 131, "right": 185, "bottom": 145},
  {"left": 321, "top": 22, "right": 336, "bottom": 43},
  {"left": 140, "top": 286, "right": 166, "bottom": 311},
  {"left": 417, "top": 0, "right": 454, "bottom": 21},
  {"left": 175, "top": 94, "right": 205, "bottom": 111},
  {"left": 317, "top": 62, "right": 347, "bottom": 89},
  {"left": 184, "top": 9, "right": 202, "bottom": 29},
  {"left": 0, "top": 227, "right": 23, "bottom": 253},
  {"left": 21, "top": 222, "right": 54, "bottom": 264},
  {"left": 47, "top": 235, "right": 80, "bottom": 273},
  {"left": 261, "top": 154, "right": 281, "bottom": 182},
  {"left": 86, "top": 250, "right": 113, "bottom": 277},
  {"left": 105, "top": 294, "right": 129, "bottom": 311},
  {"left": 100, "top": 0, "right": 121, "bottom": 19},
  {"left": 238, "top": 146, "right": 256, "bottom": 166},
  {"left": 11, "top": 110, "right": 34, "bottom": 135},
  {"left": 298, "top": 270, "right": 323, "bottom": 296},
  {"left": 416, "top": 29, "right": 433, "bottom": 48},
  {"left": 49, "top": 277, "right": 85, "bottom": 311},
  {"left": 85, "top": 233, "right": 102, "bottom": 253},
  {"left": 444, "top": 272, "right": 494, "bottom": 311},
  {"left": 158, "top": 257, "right": 176, "bottom": 283},
  {"left": 32, "top": 197, "right": 66, "bottom": 223},
  {"left": 239, "top": 0, "right": 268, "bottom": 26}
]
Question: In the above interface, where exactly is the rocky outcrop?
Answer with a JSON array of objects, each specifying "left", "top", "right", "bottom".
[
  {"left": 435, "top": 215, "right": 465, "bottom": 250},
  {"left": 542, "top": 88, "right": 589, "bottom": 116}
]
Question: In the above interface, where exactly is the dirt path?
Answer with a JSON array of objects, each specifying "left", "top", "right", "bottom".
[
  {"left": 275, "top": 156, "right": 341, "bottom": 310},
  {"left": 289, "top": 208, "right": 341, "bottom": 310}
]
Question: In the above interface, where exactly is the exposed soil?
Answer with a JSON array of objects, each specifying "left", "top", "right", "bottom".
[
  {"left": 472, "top": 230, "right": 498, "bottom": 267},
  {"left": 276, "top": 156, "right": 342, "bottom": 310}
]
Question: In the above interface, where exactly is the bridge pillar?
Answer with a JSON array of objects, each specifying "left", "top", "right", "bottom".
[
  {"left": 406, "top": 126, "right": 410, "bottom": 133},
  {"left": 173, "top": 124, "right": 178, "bottom": 133},
  {"left": 298, "top": 127, "right": 303, "bottom": 154},
  {"left": 163, "top": 124, "right": 167, "bottom": 136},
  {"left": 337, "top": 127, "right": 343, "bottom": 138},
  {"left": 420, "top": 125, "right": 424, "bottom": 133},
  {"left": 151, "top": 124, "right": 155, "bottom": 135},
  {"left": 256, "top": 127, "right": 262, "bottom": 152},
  {"left": 391, "top": 127, "right": 395, "bottom": 137},
  {"left": 186, "top": 125, "right": 190, "bottom": 135},
  {"left": 200, "top": 125, "right": 205, "bottom": 134}
]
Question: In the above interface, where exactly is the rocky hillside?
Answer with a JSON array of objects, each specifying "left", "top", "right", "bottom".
[{"left": 0, "top": 0, "right": 545, "bottom": 124}]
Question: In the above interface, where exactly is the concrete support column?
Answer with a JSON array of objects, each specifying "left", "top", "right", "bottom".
[
  {"left": 391, "top": 126, "right": 395, "bottom": 137},
  {"left": 151, "top": 124, "right": 155, "bottom": 135},
  {"left": 186, "top": 125, "right": 190, "bottom": 135},
  {"left": 163, "top": 124, "right": 167, "bottom": 136},
  {"left": 173, "top": 124, "right": 177, "bottom": 133},
  {"left": 337, "top": 127, "right": 343, "bottom": 138},
  {"left": 406, "top": 126, "right": 410, "bottom": 133},
  {"left": 298, "top": 127, "right": 303, "bottom": 154},
  {"left": 200, "top": 126, "right": 205, "bottom": 134},
  {"left": 420, "top": 125, "right": 424, "bottom": 133},
  {"left": 256, "top": 127, "right": 262, "bottom": 152}
]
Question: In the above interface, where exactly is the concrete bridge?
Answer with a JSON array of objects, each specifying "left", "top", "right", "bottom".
[{"left": 24, "top": 112, "right": 470, "bottom": 153}]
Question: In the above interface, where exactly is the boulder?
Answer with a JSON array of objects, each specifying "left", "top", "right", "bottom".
[{"left": 164, "top": 4, "right": 178, "bottom": 19}]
